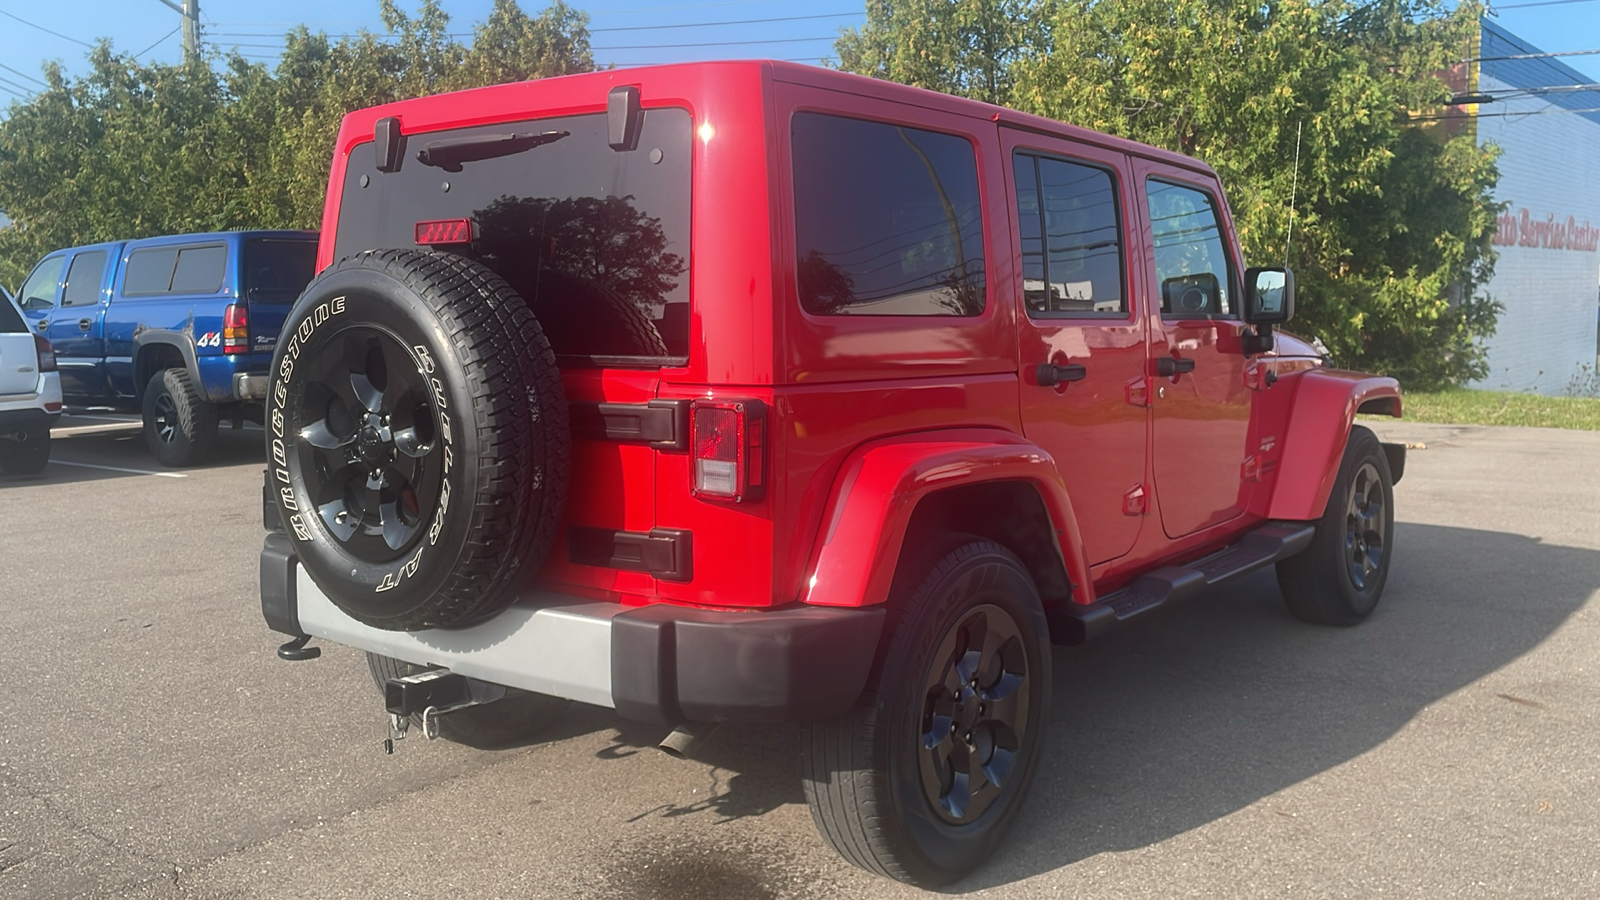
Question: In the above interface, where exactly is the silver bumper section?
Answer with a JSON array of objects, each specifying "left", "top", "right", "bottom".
[{"left": 296, "top": 567, "right": 624, "bottom": 709}]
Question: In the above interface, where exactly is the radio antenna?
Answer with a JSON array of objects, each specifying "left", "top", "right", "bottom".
[{"left": 1284, "top": 120, "right": 1303, "bottom": 269}]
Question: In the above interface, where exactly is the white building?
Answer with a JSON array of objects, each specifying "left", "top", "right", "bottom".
[{"left": 1468, "top": 20, "right": 1600, "bottom": 395}]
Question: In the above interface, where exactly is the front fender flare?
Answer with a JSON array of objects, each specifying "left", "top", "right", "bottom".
[
  {"left": 1266, "top": 368, "right": 1401, "bottom": 521},
  {"left": 801, "top": 429, "right": 1094, "bottom": 608}
]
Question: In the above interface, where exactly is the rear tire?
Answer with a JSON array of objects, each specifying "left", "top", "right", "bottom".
[
  {"left": 365, "top": 653, "right": 569, "bottom": 749},
  {"left": 800, "top": 540, "right": 1052, "bottom": 887},
  {"left": 1277, "top": 425, "right": 1395, "bottom": 625},
  {"left": 0, "top": 424, "right": 50, "bottom": 475},
  {"left": 143, "top": 368, "right": 217, "bottom": 467}
]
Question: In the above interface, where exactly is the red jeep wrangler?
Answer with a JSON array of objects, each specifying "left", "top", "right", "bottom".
[{"left": 260, "top": 61, "right": 1404, "bottom": 887}]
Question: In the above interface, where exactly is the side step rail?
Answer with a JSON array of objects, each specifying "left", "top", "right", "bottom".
[{"left": 1053, "top": 521, "right": 1315, "bottom": 644}]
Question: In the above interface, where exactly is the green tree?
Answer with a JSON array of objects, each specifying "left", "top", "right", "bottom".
[{"left": 837, "top": 0, "right": 1037, "bottom": 105}]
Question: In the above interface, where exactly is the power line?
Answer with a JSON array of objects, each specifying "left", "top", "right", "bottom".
[
  {"left": 0, "top": 61, "right": 47, "bottom": 88},
  {"left": 0, "top": 9, "right": 94, "bottom": 48},
  {"left": 1414, "top": 105, "right": 1600, "bottom": 120},
  {"left": 134, "top": 26, "right": 183, "bottom": 59},
  {"left": 596, "top": 35, "right": 837, "bottom": 50},
  {"left": 0, "top": 73, "right": 37, "bottom": 99},
  {"left": 1469, "top": 47, "right": 1600, "bottom": 62},
  {"left": 592, "top": 11, "right": 859, "bottom": 32},
  {"left": 1491, "top": 0, "right": 1598, "bottom": 9}
]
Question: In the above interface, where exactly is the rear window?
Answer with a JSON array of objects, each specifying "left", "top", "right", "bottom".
[
  {"left": 0, "top": 294, "right": 25, "bottom": 333},
  {"left": 123, "top": 248, "right": 179, "bottom": 296},
  {"left": 791, "top": 113, "right": 986, "bottom": 317},
  {"left": 244, "top": 239, "right": 317, "bottom": 296},
  {"left": 333, "top": 109, "right": 693, "bottom": 363}
]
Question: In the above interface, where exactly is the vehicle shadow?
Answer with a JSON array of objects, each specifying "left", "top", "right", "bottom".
[{"left": 564, "top": 523, "right": 1593, "bottom": 889}]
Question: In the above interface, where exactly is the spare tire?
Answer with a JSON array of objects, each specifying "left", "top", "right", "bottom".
[{"left": 266, "top": 249, "right": 569, "bottom": 631}]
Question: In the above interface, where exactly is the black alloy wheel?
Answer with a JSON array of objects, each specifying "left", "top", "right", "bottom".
[
  {"left": 297, "top": 327, "right": 441, "bottom": 562},
  {"left": 1343, "top": 461, "right": 1386, "bottom": 591},
  {"left": 801, "top": 539, "right": 1052, "bottom": 887},
  {"left": 917, "top": 603, "right": 1032, "bottom": 824},
  {"left": 1277, "top": 424, "right": 1395, "bottom": 626}
]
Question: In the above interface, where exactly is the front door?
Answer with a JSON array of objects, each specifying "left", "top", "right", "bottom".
[
  {"left": 1134, "top": 162, "right": 1253, "bottom": 539},
  {"left": 1004, "top": 131, "right": 1149, "bottom": 566}
]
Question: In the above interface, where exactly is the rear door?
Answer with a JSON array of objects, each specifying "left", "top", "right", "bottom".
[
  {"left": 49, "top": 247, "right": 114, "bottom": 397},
  {"left": 0, "top": 295, "right": 39, "bottom": 397},
  {"left": 1132, "top": 160, "right": 1254, "bottom": 538},
  {"left": 330, "top": 106, "right": 694, "bottom": 599}
]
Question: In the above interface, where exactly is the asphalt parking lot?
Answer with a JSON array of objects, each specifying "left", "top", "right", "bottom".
[{"left": 1, "top": 416, "right": 1597, "bottom": 899}]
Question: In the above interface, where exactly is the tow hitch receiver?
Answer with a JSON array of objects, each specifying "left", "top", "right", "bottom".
[
  {"left": 382, "top": 669, "right": 509, "bottom": 751},
  {"left": 384, "top": 667, "right": 508, "bottom": 719}
]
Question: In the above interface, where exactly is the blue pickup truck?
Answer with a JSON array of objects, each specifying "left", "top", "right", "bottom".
[{"left": 14, "top": 230, "right": 318, "bottom": 465}]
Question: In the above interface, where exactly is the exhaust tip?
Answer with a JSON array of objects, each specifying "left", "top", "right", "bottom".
[{"left": 658, "top": 723, "right": 716, "bottom": 759}]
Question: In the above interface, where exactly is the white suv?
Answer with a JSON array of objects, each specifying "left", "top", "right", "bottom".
[{"left": 0, "top": 285, "right": 60, "bottom": 475}]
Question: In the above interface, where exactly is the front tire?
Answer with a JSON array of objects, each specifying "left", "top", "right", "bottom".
[
  {"left": 0, "top": 424, "right": 50, "bottom": 475},
  {"left": 801, "top": 540, "right": 1052, "bottom": 887},
  {"left": 1277, "top": 424, "right": 1395, "bottom": 625},
  {"left": 143, "top": 368, "right": 217, "bottom": 467},
  {"left": 365, "top": 653, "right": 569, "bottom": 749}
]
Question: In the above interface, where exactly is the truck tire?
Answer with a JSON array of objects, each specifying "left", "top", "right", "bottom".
[
  {"left": 366, "top": 653, "right": 568, "bottom": 749},
  {"left": 268, "top": 249, "right": 569, "bottom": 631},
  {"left": 1277, "top": 424, "right": 1395, "bottom": 625},
  {"left": 0, "top": 423, "right": 50, "bottom": 475},
  {"left": 143, "top": 368, "right": 218, "bottom": 467},
  {"left": 800, "top": 540, "right": 1052, "bottom": 887}
]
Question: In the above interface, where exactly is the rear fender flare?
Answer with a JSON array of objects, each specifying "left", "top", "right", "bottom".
[
  {"left": 801, "top": 429, "right": 1094, "bottom": 608},
  {"left": 1265, "top": 369, "right": 1401, "bottom": 521},
  {"left": 132, "top": 332, "right": 200, "bottom": 399}
]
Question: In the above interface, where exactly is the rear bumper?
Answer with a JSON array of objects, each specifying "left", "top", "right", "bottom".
[
  {"left": 0, "top": 407, "right": 60, "bottom": 432},
  {"left": 260, "top": 533, "right": 885, "bottom": 724}
]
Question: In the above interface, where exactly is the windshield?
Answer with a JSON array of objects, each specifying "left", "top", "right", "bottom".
[{"left": 333, "top": 108, "right": 693, "bottom": 364}]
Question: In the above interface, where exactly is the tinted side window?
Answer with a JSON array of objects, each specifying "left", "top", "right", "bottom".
[
  {"left": 1146, "top": 179, "right": 1233, "bottom": 317},
  {"left": 1014, "top": 154, "right": 1126, "bottom": 316},
  {"left": 124, "top": 248, "right": 179, "bottom": 296},
  {"left": 244, "top": 239, "right": 317, "bottom": 295},
  {"left": 18, "top": 256, "right": 66, "bottom": 310},
  {"left": 792, "top": 113, "right": 985, "bottom": 316},
  {"left": 0, "top": 295, "right": 25, "bottom": 333},
  {"left": 62, "top": 251, "right": 108, "bottom": 307},
  {"left": 171, "top": 245, "right": 227, "bottom": 293}
]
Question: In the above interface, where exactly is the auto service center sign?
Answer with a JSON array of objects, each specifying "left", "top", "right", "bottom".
[{"left": 1494, "top": 208, "right": 1600, "bottom": 252}]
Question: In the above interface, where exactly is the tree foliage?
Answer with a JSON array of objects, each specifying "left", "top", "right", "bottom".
[
  {"left": 839, "top": 0, "right": 1501, "bottom": 387},
  {"left": 0, "top": 0, "right": 593, "bottom": 288}
]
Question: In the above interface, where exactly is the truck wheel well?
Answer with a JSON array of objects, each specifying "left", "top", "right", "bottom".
[
  {"left": 894, "top": 481, "right": 1074, "bottom": 609},
  {"left": 134, "top": 345, "right": 186, "bottom": 399}
]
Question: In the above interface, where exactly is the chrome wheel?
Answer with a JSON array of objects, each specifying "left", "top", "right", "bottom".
[{"left": 917, "top": 602, "right": 1032, "bottom": 824}]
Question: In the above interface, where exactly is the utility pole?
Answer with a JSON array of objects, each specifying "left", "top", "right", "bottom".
[{"left": 153, "top": 0, "right": 200, "bottom": 62}]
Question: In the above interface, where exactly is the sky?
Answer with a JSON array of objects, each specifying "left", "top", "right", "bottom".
[{"left": 0, "top": 0, "right": 1594, "bottom": 105}]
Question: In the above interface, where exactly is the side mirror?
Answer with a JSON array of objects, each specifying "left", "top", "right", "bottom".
[
  {"left": 22, "top": 296, "right": 53, "bottom": 311},
  {"left": 1243, "top": 267, "right": 1294, "bottom": 325}
]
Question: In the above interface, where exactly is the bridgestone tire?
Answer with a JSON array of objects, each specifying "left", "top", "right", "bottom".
[
  {"left": 268, "top": 249, "right": 569, "bottom": 631},
  {"left": 800, "top": 540, "right": 1052, "bottom": 887},
  {"left": 366, "top": 653, "right": 568, "bottom": 749},
  {"left": 0, "top": 424, "right": 50, "bottom": 475},
  {"left": 143, "top": 368, "right": 218, "bottom": 467},
  {"left": 1277, "top": 425, "right": 1395, "bottom": 626}
]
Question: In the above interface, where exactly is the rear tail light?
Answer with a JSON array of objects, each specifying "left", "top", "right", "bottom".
[
  {"left": 690, "top": 399, "right": 765, "bottom": 502},
  {"left": 223, "top": 303, "right": 249, "bottom": 354},
  {"left": 33, "top": 334, "right": 56, "bottom": 372},
  {"left": 415, "top": 218, "right": 474, "bottom": 245}
]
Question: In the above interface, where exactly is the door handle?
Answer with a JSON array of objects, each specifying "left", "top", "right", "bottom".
[
  {"left": 1035, "top": 362, "right": 1088, "bottom": 387},
  {"left": 1155, "top": 356, "right": 1196, "bottom": 377},
  {"left": 36, "top": 319, "right": 49, "bottom": 332},
  {"left": 78, "top": 318, "right": 93, "bottom": 331}
]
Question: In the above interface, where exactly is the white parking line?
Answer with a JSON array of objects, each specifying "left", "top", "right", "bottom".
[
  {"left": 54, "top": 422, "right": 143, "bottom": 436},
  {"left": 49, "top": 460, "right": 187, "bottom": 478}
]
